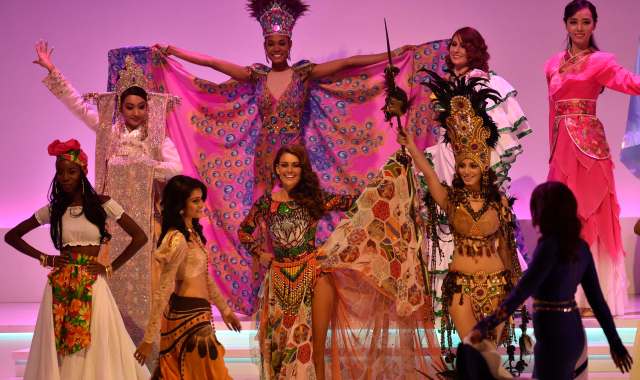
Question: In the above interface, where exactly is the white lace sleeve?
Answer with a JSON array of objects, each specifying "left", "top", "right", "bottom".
[
  {"left": 42, "top": 69, "right": 99, "bottom": 131},
  {"left": 102, "top": 199, "right": 125, "bottom": 220}
]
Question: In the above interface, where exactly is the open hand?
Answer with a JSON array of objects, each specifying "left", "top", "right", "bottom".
[
  {"left": 611, "top": 346, "right": 633, "bottom": 373},
  {"left": 33, "top": 40, "right": 55, "bottom": 72},
  {"left": 222, "top": 309, "right": 242, "bottom": 332},
  {"left": 134, "top": 341, "right": 152, "bottom": 365}
]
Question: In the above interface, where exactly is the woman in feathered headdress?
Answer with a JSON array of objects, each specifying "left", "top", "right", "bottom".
[
  {"left": 154, "top": 0, "right": 405, "bottom": 198},
  {"left": 396, "top": 71, "right": 523, "bottom": 365}
]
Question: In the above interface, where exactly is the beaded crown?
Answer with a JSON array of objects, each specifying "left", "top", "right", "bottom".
[
  {"left": 115, "top": 55, "right": 150, "bottom": 100},
  {"left": 422, "top": 70, "right": 501, "bottom": 170},
  {"left": 248, "top": 0, "right": 309, "bottom": 37}
]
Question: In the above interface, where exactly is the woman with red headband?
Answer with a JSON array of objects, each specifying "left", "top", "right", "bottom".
[{"left": 4, "top": 139, "right": 150, "bottom": 379}]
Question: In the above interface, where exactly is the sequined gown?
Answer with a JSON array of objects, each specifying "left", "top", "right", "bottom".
[
  {"left": 43, "top": 70, "right": 183, "bottom": 344},
  {"left": 248, "top": 62, "right": 315, "bottom": 195},
  {"left": 239, "top": 191, "right": 355, "bottom": 379},
  {"left": 545, "top": 50, "right": 640, "bottom": 315}
]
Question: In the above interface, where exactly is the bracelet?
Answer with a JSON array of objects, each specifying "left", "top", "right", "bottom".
[
  {"left": 105, "top": 264, "right": 113, "bottom": 279},
  {"left": 39, "top": 254, "right": 47, "bottom": 267},
  {"left": 52, "top": 256, "right": 56, "bottom": 268}
]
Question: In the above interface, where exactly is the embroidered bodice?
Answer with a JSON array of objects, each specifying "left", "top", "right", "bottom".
[
  {"left": 42, "top": 69, "right": 182, "bottom": 180},
  {"left": 34, "top": 199, "right": 124, "bottom": 246},
  {"left": 248, "top": 61, "right": 316, "bottom": 134},
  {"left": 143, "top": 230, "right": 229, "bottom": 343},
  {"left": 239, "top": 191, "right": 356, "bottom": 261}
]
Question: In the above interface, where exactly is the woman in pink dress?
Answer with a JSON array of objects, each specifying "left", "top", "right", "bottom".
[{"left": 545, "top": 0, "right": 640, "bottom": 315}]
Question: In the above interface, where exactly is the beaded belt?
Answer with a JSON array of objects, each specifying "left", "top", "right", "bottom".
[{"left": 533, "top": 299, "right": 577, "bottom": 313}]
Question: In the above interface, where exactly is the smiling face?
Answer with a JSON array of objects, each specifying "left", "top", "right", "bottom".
[
  {"left": 264, "top": 34, "right": 291, "bottom": 65},
  {"left": 456, "top": 159, "right": 482, "bottom": 189},
  {"left": 120, "top": 94, "right": 148, "bottom": 129},
  {"left": 55, "top": 158, "right": 83, "bottom": 194},
  {"left": 275, "top": 152, "right": 302, "bottom": 191},
  {"left": 565, "top": 7, "right": 596, "bottom": 50},
  {"left": 183, "top": 188, "right": 205, "bottom": 220},
  {"left": 448, "top": 34, "right": 469, "bottom": 72}
]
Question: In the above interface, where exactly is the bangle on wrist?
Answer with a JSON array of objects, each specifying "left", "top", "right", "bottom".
[{"left": 105, "top": 264, "right": 113, "bottom": 279}]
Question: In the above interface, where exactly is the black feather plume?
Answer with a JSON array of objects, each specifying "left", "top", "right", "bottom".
[
  {"left": 247, "top": 0, "right": 309, "bottom": 20},
  {"left": 420, "top": 69, "right": 501, "bottom": 148}
]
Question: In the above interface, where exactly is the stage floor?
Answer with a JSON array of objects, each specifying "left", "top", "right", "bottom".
[{"left": 0, "top": 297, "right": 638, "bottom": 379}]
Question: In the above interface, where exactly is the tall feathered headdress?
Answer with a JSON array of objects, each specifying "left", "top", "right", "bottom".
[
  {"left": 247, "top": 0, "right": 309, "bottom": 37},
  {"left": 422, "top": 70, "right": 501, "bottom": 170}
]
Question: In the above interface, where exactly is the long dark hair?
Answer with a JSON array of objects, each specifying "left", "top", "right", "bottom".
[
  {"left": 530, "top": 181, "right": 582, "bottom": 261},
  {"left": 452, "top": 167, "right": 502, "bottom": 204},
  {"left": 119, "top": 86, "right": 148, "bottom": 109},
  {"left": 273, "top": 145, "right": 325, "bottom": 220},
  {"left": 48, "top": 172, "right": 110, "bottom": 250},
  {"left": 563, "top": 0, "right": 599, "bottom": 51},
  {"left": 158, "top": 175, "right": 207, "bottom": 247},
  {"left": 446, "top": 27, "right": 490, "bottom": 73}
]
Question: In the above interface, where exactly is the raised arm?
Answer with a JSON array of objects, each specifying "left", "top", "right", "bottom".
[
  {"left": 309, "top": 45, "right": 411, "bottom": 80},
  {"left": 396, "top": 130, "right": 448, "bottom": 209},
  {"left": 34, "top": 40, "right": 99, "bottom": 130},
  {"left": 157, "top": 44, "right": 251, "bottom": 82}
]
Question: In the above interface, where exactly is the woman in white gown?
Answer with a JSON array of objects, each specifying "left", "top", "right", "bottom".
[{"left": 4, "top": 139, "right": 150, "bottom": 379}]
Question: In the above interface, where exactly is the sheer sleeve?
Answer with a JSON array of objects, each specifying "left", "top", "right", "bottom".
[
  {"left": 594, "top": 52, "right": 640, "bottom": 95},
  {"left": 238, "top": 195, "right": 268, "bottom": 257},
  {"left": 142, "top": 230, "right": 188, "bottom": 343},
  {"left": 207, "top": 275, "right": 231, "bottom": 315},
  {"left": 34, "top": 205, "right": 51, "bottom": 225},
  {"left": 153, "top": 136, "right": 183, "bottom": 180},
  {"left": 42, "top": 69, "right": 99, "bottom": 131},
  {"left": 101, "top": 198, "right": 124, "bottom": 220},
  {"left": 323, "top": 192, "right": 358, "bottom": 212}
]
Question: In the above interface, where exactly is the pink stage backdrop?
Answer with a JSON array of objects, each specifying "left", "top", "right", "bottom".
[{"left": 1, "top": 0, "right": 639, "bottom": 225}]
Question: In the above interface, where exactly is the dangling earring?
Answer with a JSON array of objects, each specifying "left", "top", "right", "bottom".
[
  {"left": 482, "top": 171, "right": 490, "bottom": 195},
  {"left": 82, "top": 180, "right": 85, "bottom": 196}
]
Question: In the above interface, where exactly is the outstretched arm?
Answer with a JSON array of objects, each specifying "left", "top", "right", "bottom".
[
  {"left": 157, "top": 44, "right": 251, "bottom": 82},
  {"left": 309, "top": 45, "right": 412, "bottom": 80}
]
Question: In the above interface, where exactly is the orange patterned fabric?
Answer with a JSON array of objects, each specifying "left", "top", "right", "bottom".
[
  {"left": 153, "top": 294, "right": 231, "bottom": 380},
  {"left": 47, "top": 252, "right": 97, "bottom": 356}
]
